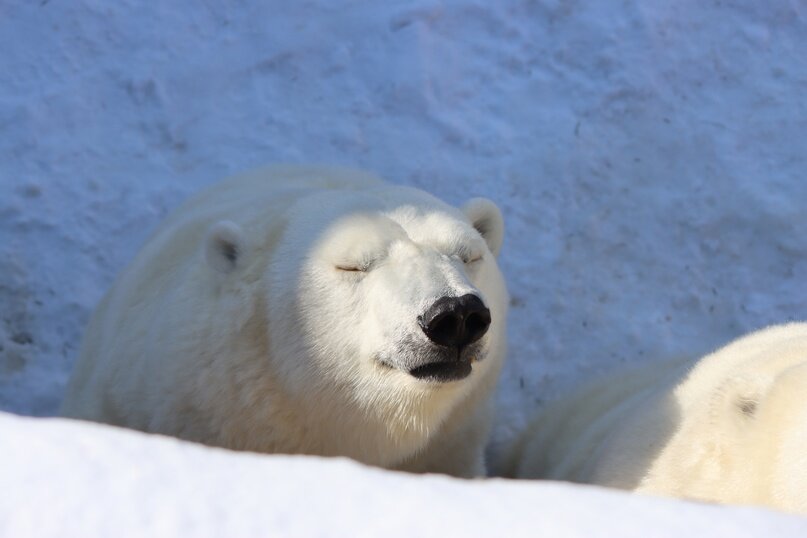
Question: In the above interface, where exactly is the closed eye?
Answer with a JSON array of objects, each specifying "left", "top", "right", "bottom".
[
  {"left": 464, "top": 254, "right": 483, "bottom": 264},
  {"left": 335, "top": 256, "right": 380, "bottom": 272},
  {"left": 335, "top": 264, "right": 367, "bottom": 272}
]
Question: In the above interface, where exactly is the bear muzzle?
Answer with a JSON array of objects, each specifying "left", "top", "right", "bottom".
[{"left": 409, "top": 294, "right": 491, "bottom": 383}]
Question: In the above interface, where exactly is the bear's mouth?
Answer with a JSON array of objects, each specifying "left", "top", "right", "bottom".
[
  {"left": 377, "top": 340, "right": 483, "bottom": 383},
  {"left": 408, "top": 359, "right": 472, "bottom": 383}
]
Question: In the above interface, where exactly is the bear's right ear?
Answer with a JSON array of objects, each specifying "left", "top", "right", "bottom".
[
  {"left": 712, "top": 374, "right": 769, "bottom": 427},
  {"left": 205, "top": 220, "right": 247, "bottom": 274},
  {"left": 462, "top": 198, "right": 504, "bottom": 257}
]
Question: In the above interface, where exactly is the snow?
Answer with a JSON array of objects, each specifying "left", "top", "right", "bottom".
[
  {"left": 3, "top": 411, "right": 806, "bottom": 538},
  {"left": 1, "top": 0, "right": 806, "bottom": 534}
]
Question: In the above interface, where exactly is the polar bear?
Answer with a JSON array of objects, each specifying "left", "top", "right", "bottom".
[
  {"left": 505, "top": 323, "right": 807, "bottom": 514},
  {"left": 61, "top": 165, "right": 508, "bottom": 477}
]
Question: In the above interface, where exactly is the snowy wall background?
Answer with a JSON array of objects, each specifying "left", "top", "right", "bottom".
[{"left": 1, "top": 0, "right": 806, "bottom": 534}]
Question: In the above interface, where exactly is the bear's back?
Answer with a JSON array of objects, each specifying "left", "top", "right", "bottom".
[{"left": 505, "top": 357, "right": 689, "bottom": 483}]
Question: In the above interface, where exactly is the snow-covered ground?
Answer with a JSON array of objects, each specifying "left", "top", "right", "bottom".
[
  {"left": 2, "top": 411, "right": 806, "bottom": 538},
  {"left": 1, "top": 0, "right": 806, "bottom": 534}
]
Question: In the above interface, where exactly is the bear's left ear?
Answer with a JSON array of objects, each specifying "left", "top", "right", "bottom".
[
  {"left": 205, "top": 220, "right": 247, "bottom": 274},
  {"left": 462, "top": 198, "right": 504, "bottom": 257}
]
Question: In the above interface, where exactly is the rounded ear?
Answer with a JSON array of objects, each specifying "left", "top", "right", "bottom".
[
  {"left": 205, "top": 220, "right": 246, "bottom": 274},
  {"left": 462, "top": 198, "right": 504, "bottom": 257},
  {"left": 712, "top": 374, "right": 769, "bottom": 427}
]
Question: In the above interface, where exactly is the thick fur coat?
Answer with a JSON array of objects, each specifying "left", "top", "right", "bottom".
[
  {"left": 507, "top": 323, "right": 807, "bottom": 514},
  {"left": 62, "top": 166, "right": 508, "bottom": 477}
]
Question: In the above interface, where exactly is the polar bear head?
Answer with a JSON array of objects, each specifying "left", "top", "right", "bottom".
[
  {"left": 697, "top": 360, "right": 807, "bottom": 514},
  {"left": 204, "top": 183, "right": 507, "bottom": 464},
  {"left": 642, "top": 329, "right": 807, "bottom": 514},
  {"left": 757, "top": 362, "right": 807, "bottom": 514}
]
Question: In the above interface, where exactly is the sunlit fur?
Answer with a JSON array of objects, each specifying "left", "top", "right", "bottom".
[
  {"left": 506, "top": 323, "right": 807, "bottom": 514},
  {"left": 61, "top": 165, "right": 508, "bottom": 477}
]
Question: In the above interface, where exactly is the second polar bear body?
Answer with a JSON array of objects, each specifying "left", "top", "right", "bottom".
[
  {"left": 508, "top": 323, "right": 807, "bottom": 514},
  {"left": 61, "top": 166, "right": 508, "bottom": 476}
]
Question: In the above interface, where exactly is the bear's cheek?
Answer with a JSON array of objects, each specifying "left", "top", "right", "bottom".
[{"left": 293, "top": 273, "right": 403, "bottom": 367}]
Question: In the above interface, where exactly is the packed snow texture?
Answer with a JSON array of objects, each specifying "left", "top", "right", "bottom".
[
  {"left": 1, "top": 0, "right": 806, "bottom": 534},
  {"left": 3, "top": 411, "right": 806, "bottom": 538}
]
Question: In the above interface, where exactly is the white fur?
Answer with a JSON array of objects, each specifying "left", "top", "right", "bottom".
[
  {"left": 507, "top": 323, "right": 807, "bottom": 514},
  {"left": 61, "top": 165, "right": 508, "bottom": 477}
]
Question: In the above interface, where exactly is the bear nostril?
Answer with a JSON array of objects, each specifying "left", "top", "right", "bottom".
[
  {"left": 429, "top": 313, "right": 463, "bottom": 347},
  {"left": 419, "top": 294, "right": 491, "bottom": 349},
  {"left": 464, "top": 309, "right": 491, "bottom": 345}
]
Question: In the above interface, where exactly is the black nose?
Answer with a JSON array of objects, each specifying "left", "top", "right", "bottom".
[{"left": 418, "top": 294, "right": 491, "bottom": 349}]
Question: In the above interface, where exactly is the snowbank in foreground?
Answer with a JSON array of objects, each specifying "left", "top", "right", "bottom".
[{"left": 1, "top": 412, "right": 804, "bottom": 537}]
